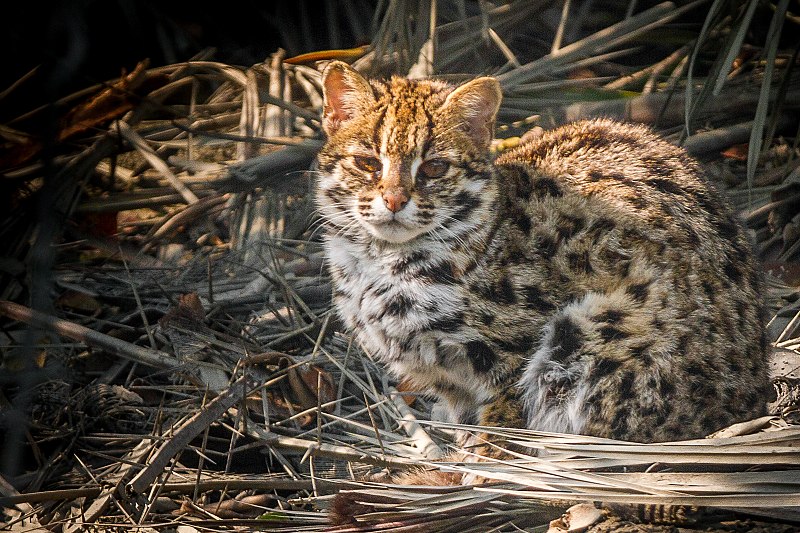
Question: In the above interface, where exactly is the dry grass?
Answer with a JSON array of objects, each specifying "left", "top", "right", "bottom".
[{"left": 1, "top": 1, "right": 800, "bottom": 531}]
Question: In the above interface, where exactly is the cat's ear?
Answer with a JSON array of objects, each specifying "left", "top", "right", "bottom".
[
  {"left": 321, "top": 61, "right": 375, "bottom": 136},
  {"left": 441, "top": 77, "right": 502, "bottom": 149}
]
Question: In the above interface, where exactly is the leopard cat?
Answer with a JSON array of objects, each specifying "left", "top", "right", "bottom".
[{"left": 315, "top": 61, "right": 769, "bottom": 449}]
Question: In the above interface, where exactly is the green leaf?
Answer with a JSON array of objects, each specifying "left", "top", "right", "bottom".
[
  {"left": 711, "top": 0, "right": 760, "bottom": 96},
  {"left": 747, "top": 0, "right": 791, "bottom": 188}
]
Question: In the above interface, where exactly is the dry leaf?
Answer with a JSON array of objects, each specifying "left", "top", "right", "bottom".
[
  {"left": 248, "top": 351, "right": 336, "bottom": 426},
  {"left": 548, "top": 503, "right": 603, "bottom": 533},
  {"left": 721, "top": 143, "right": 749, "bottom": 161},
  {"left": 58, "top": 60, "right": 152, "bottom": 141},
  {"left": 159, "top": 292, "right": 206, "bottom": 327},
  {"left": 55, "top": 290, "right": 102, "bottom": 313}
]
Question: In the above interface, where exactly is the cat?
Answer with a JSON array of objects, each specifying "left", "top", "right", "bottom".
[{"left": 315, "top": 60, "right": 769, "bottom": 452}]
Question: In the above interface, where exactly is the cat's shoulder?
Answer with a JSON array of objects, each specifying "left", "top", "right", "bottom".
[{"left": 495, "top": 118, "right": 730, "bottom": 226}]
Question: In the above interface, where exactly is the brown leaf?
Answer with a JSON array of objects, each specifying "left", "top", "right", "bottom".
[
  {"left": 247, "top": 351, "right": 336, "bottom": 426},
  {"left": 74, "top": 212, "right": 119, "bottom": 239},
  {"left": 159, "top": 292, "right": 206, "bottom": 327},
  {"left": 286, "top": 361, "right": 336, "bottom": 411},
  {"left": 721, "top": 143, "right": 749, "bottom": 161},
  {"left": 57, "top": 60, "right": 151, "bottom": 141},
  {"left": 200, "top": 493, "right": 277, "bottom": 518},
  {"left": 55, "top": 290, "right": 102, "bottom": 313},
  {"left": 284, "top": 44, "right": 370, "bottom": 65},
  {"left": 0, "top": 126, "right": 41, "bottom": 168}
]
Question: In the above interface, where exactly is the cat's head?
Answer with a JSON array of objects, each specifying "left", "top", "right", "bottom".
[{"left": 316, "top": 61, "right": 501, "bottom": 245}]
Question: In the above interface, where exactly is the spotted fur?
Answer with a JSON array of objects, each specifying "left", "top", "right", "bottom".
[{"left": 316, "top": 61, "right": 769, "bottom": 445}]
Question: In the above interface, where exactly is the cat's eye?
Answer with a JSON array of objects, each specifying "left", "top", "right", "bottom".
[
  {"left": 418, "top": 159, "right": 450, "bottom": 179},
  {"left": 354, "top": 156, "right": 382, "bottom": 174}
]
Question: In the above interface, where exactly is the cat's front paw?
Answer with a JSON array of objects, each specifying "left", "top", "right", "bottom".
[{"left": 328, "top": 469, "right": 463, "bottom": 525}]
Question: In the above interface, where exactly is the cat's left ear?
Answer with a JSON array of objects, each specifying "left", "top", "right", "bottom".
[
  {"left": 321, "top": 61, "right": 375, "bottom": 136},
  {"left": 441, "top": 77, "right": 502, "bottom": 149}
]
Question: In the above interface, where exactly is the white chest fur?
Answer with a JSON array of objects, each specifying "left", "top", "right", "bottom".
[{"left": 324, "top": 234, "right": 493, "bottom": 418}]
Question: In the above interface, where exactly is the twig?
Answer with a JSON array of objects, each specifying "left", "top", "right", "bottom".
[
  {"left": 142, "top": 193, "right": 229, "bottom": 252},
  {"left": 227, "top": 407, "right": 415, "bottom": 469},
  {"left": 80, "top": 439, "right": 153, "bottom": 525},
  {"left": 115, "top": 120, "right": 199, "bottom": 204},
  {"left": 0, "top": 300, "right": 202, "bottom": 381},
  {"left": 126, "top": 375, "right": 261, "bottom": 495},
  {"left": 497, "top": 1, "right": 689, "bottom": 89},
  {"left": 682, "top": 116, "right": 793, "bottom": 155},
  {"left": 387, "top": 385, "right": 444, "bottom": 460}
]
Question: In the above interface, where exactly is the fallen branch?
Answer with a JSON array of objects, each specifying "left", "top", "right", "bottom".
[
  {"left": 115, "top": 120, "right": 199, "bottom": 204},
  {"left": 126, "top": 374, "right": 261, "bottom": 495},
  {"left": 0, "top": 300, "right": 203, "bottom": 383}
]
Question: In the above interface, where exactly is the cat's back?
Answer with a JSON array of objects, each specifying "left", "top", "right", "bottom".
[
  {"left": 496, "top": 118, "right": 751, "bottom": 262},
  {"left": 486, "top": 118, "right": 769, "bottom": 441}
]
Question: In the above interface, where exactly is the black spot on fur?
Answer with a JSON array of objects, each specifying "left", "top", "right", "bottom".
[
  {"left": 531, "top": 177, "right": 563, "bottom": 198},
  {"left": 465, "top": 340, "right": 497, "bottom": 373},
  {"left": 628, "top": 195, "right": 649, "bottom": 209},
  {"left": 429, "top": 313, "right": 464, "bottom": 333},
  {"left": 630, "top": 344, "right": 652, "bottom": 365},
  {"left": 648, "top": 177, "right": 686, "bottom": 196},
  {"left": 523, "top": 285, "right": 556, "bottom": 312},
  {"left": 567, "top": 250, "right": 593, "bottom": 274},
  {"left": 701, "top": 415, "right": 721, "bottom": 432},
  {"left": 583, "top": 133, "right": 611, "bottom": 150},
  {"left": 419, "top": 261, "right": 456, "bottom": 284},
  {"left": 373, "top": 284, "right": 390, "bottom": 296},
  {"left": 385, "top": 294, "right": 412, "bottom": 317},
  {"left": 470, "top": 281, "right": 493, "bottom": 299},
  {"left": 550, "top": 317, "right": 584, "bottom": 363},
  {"left": 659, "top": 377, "right": 675, "bottom": 396},
  {"left": 496, "top": 275, "right": 517, "bottom": 304},
  {"left": 608, "top": 171, "right": 627, "bottom": 182},
  {"left": 611, "top": 406, "right": 630, "bottom": 436},
  {"left": 325, "top": 183, "right": 349, "bottom": 202},
  {"left": 480, "top": 311, "right": 496, "bottom": 326},
  {"left": 391, "top": 251, "right": 428, "bottom": 275},
  {"left": 626, "top": 282, "right": 650, "bottom": 303},
  {"left": 538, "top": 235, "right": 559, "bottom": 256},
  {"left": 701, "top": 279, "right": 716, "bottom": 303},
  {"left": 591, "top": 358, "right": 622, "bottom": 378},
  {"left": 594, "top": 309, "right": 626, "bottom": 323},
  {"left": 587, "top": 169, "right": 604, "bottom": 182},
  {"left": 556, "top": 215, "right": 585, "bottom": 241},
  {"left": 618, "top": 372, "right": 635, "bottom": 398},
  {"left": 681, "top": 222, "right": 701, "bottom": 245},
  {"left": 512, "top": 207, "right": 532, "bottom": 235},
  {"left": 588, "top": 217, "right": 616, "bottom": 238},
  {"left": 716, "top": 216, "right": 740, "bottom": 240},
  {"left": 677, "top": 335, "right": 689, "bottom": 354},
  {"left": 600, "top": 325, "right": 628, "bottom": 342},
  {"left": 723, "top": 260, "right": 743, "bottom": 283},
  {"left": 496, "top": 334, "right": 534, "bottom": 353},
  {"left": 451, "top": 190, "right": 481, "bottom": 221}
]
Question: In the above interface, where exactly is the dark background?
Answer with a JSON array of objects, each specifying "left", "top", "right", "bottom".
[{"left": 0, "top": 0, "right": 375, "bottom": 118}]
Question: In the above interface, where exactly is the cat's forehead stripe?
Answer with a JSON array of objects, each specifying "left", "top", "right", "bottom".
[{"left": 372, "top": 78, "right": 447, "bottom": 158}]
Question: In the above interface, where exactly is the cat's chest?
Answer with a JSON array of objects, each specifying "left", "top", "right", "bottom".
[{"left": 325, "top": 236, "right": 467, "bottom": 361}]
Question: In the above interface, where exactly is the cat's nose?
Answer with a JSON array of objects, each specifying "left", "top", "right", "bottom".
[{"left": 383, "top": 188, "right": 409, "bottom": 212}]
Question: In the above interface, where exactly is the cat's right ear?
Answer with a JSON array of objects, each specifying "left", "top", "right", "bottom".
[{"left": 321, "top": 61, "right": 375, "bottom": 136}]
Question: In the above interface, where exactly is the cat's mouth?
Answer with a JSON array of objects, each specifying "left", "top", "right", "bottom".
[{"left": 366, "top": 218, "right": 428, "bottom": 244}]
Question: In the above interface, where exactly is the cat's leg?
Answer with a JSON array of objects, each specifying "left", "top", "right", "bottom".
[{"left": 518, "top": 286, "right": 675, "bottom": 442}]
